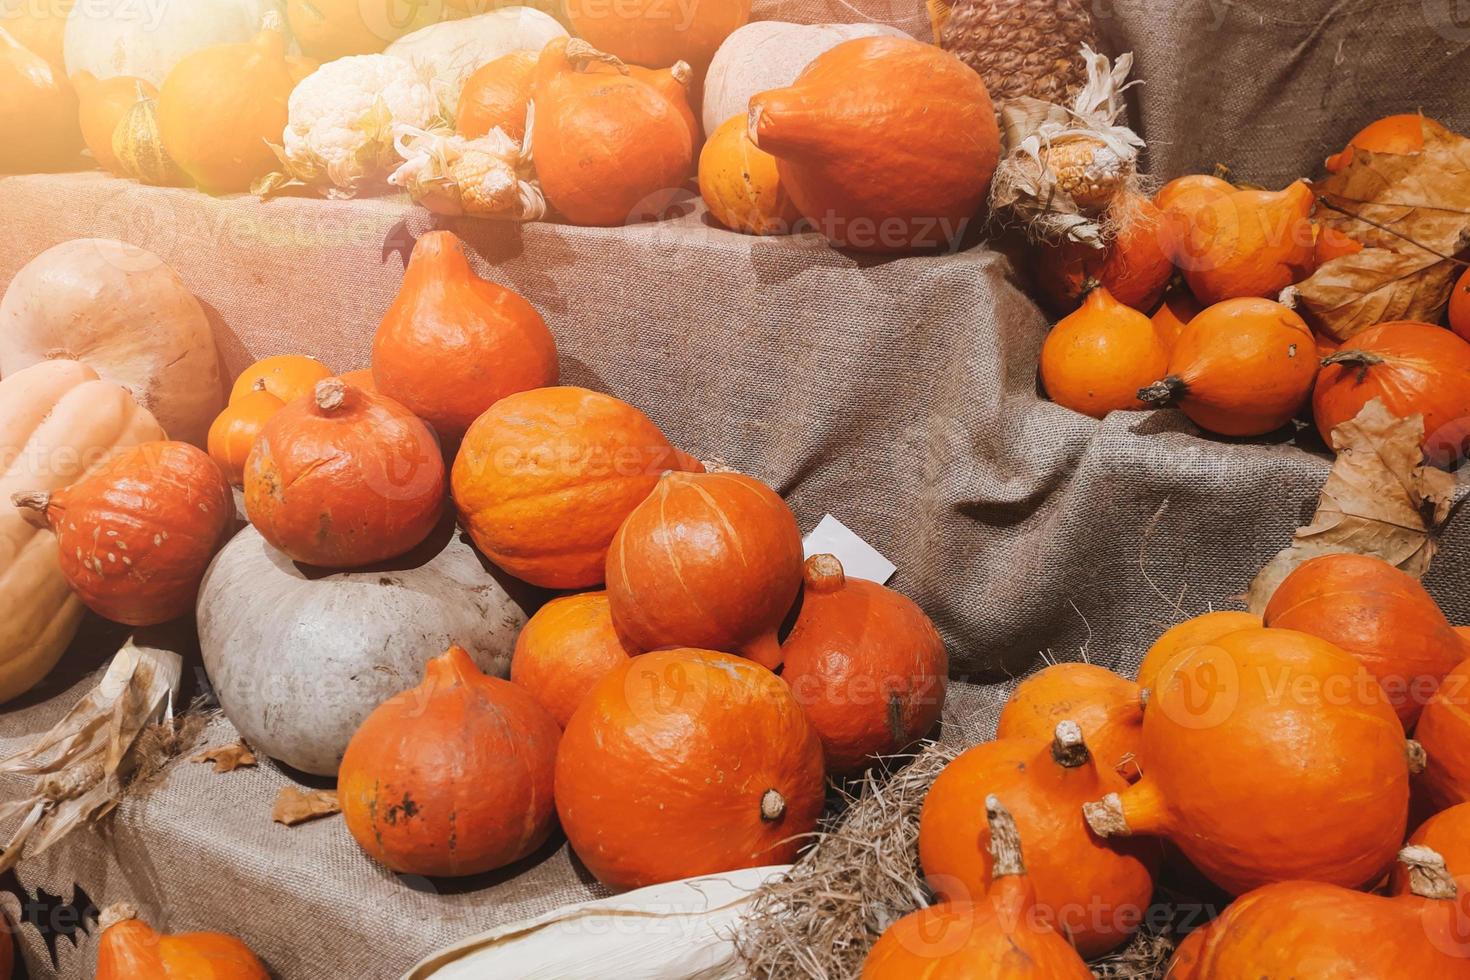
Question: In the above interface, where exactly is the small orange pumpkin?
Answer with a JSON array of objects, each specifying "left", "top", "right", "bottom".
[
  {"left": 339, "top": 645, "right": 561, "bottom": 876},
  {"left": 1171, "top": 181, "right": 1317, "bottom": 306},
  {"left": 229, "top": 354, "right": 332, "bottom": 405},
  {"left": 1326, "top": 114, "right": 1431, "bottom": 172},
  {"left": 1040, "top": 285, "right": 1171, "bottom": 419},
  {"left": 1033, "top": 195, "right": 1174, "bottom": 312},
  {"left": 510, "top": 591, "right": 638, "bottom": 727},
  {"left": 74, "top": 72, "right": 156, "bottom": 174},
  {"left": 699, "top": 114, "right": 800, "bottom": 236},
  {"left": 1150, "top": 285, "right": 1202, "bottom": 352},
  {"left": 1392, "top": 804, "right": 1470, "bottom": 894},
  {"left": 555, "top": 648, "right": 826, "bottom": 889},
  {"left": 207, "top": 383, "right": 285, "bottom": 485},
  {"left": 1155, "top": 174, "right": 1233, "bottom": 261},
  {"left": 996, "top": 662, "right": 1143, "bottom": 781},
  {"left": 95, "top": 903, "right": 268, "bottom": 980},
  {"left": 456, "top": 49, "right": 539, "bottom": 142},
  {"left": 1412, "top": 655, "right": 1470, "bottom": 815},
  {"left": 1134, "top": 609, "right": 1261, "bottom": 693},
  {"left": 333, "top": 368, "right": 377, "bottom": 394}
]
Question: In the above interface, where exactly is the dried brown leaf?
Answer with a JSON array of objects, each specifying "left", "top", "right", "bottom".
[
  {"left": 272, "top": 787, "right": 340, "bottom": 826},
  {"left": 1244, "top": 400, "right": 1454, "bottom": 612},
  {"left": 191, "top": 740, "right": 257, "bottom": 773}
]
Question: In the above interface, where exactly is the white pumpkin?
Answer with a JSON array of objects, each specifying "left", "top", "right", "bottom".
[
  {"left": 64, "top": 0, "right": 284, "bottom": 84},
  {"left": 0, "top": 360, "right": 164, "bottom": 704},
  {"left": 0, "top": 240, "right": 224, "bottom": 448},
  {"left": 701, "top": 21, "right": 909, "bottom": 137},
  {"left": 385, "top": 7, "right": 566, "bottom": 116},
  {"left": 197, "top": 522, "right": 535, "bottom": 776}
]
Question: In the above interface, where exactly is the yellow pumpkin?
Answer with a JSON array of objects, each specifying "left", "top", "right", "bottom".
[
  {"left": 74, "top": 71, "right": 155, "bottom": 174},
  {"left": 113, "top": 87, "right": 189, "bottom": 187},
  {"left": 699, "top": 114, "right": 800, "bottom": 235}
]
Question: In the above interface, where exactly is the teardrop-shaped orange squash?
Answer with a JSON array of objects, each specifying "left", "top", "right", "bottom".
[
  {"left": 1040, "top": 285, "right": 1171, "bottom": 419},
  {"left": 456, "top": 49, "right": 539, "bottom": 142},
  {"left": 0, "top": 26, "right": 81, "bottom": 173},
  {"left": 95, "top": 904, "right": 268, "bottom": 980},
  {"left": 1171, "top": 182, "right": 1317, "bottom": 305}
]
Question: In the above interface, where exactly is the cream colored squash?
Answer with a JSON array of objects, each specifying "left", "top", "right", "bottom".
[
  {"left": 0, "top": 360, "right": 164, "bottom": 704},
  {"left": 701, "top": 21, "right": 908, "bottom": 137},
  {"left": 0, "top": 240, "right": 223, "bottom": 447},
  {"left": 384, "top": 8, "right": 566, "bottom": 117},
  {"left": 63, "top": 0, "right": 283, "bottom": 84}
]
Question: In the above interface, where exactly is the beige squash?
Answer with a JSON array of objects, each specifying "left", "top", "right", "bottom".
[{"left": 0, "top": 360, "right": 164, "bottom": 703}]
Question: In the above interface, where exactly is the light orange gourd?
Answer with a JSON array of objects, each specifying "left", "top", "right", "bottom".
[
  {"left": 95, "top": 904, "right": 268, "bottom": 980},
  {"left": 531, "top": 38, "right": 696, "bottom": 227},
  {"left": 555, "top": 648, "right": 825, "bottom": 889},
  {"left": 996, "top": 662, "right": 1143, "bottom": 781},
  {"left": 452, "top": 386, "right": 699, "bottom": 589},
  {"left": 74, "top": 72, "right": 156, "bottom": 174},
  {"left": 1084, "top": 627, "right": 1411, "bottom": 896},
  {"left": 510, "top": 591, "right": 638, "bottom": 726},
  {"left": 1150, "top": 286, "right": 1202, "bottom": 352},
  {"left": 157, "top": 17, "right": 299, "bottom": 193},
  {"left": 207, "top": 383, "right": 284, "bottom": 485},
  {"left": 339, "top": 645, "right": 560, "bottom": 876},
  {"left": 919, "top": 723, "right": 1156, "bottom": 958},
  {"left": 749, "top": 36, "right": 999, "bottom": 253},
  {"left": 1138, "top": 297, "right": 1318, "bottom": 436},
  {"left": 1033, "top": 195, "right": 1174, "bottom": 312},
  {"left": 1326, "top": 113, "right": 1431, "bottom": 172},
  {"left": 780, "top": 554, "right": 948, "bottom": 774},
  {"left": 564, "top": 0, "right": 748, "bottom": 76},
  {"left": 0, "top": 26, "right": 81, "bottom": 173},
  {"left": 606, "top": 470, "right": 802, "bottom": 669},
  {"left": 456, "top": 49, "right": 538, "bottom": 142},
  {"left": 1134, "top": 609, "right": 1261, "bottom": 693},
  {"left": 373, "top": 230, "right": 558, "bottom": 439},
  {"left": 229, "top": 354, "right": 332, "bottom": 405},
  {"left": 864, "top": 797, "right": 1092, "bottom": 979},
  {"left": 1393, "top": 804, "right": 1470, "bottom": 893},
  {"left": 1413, "top": 655, "right": 1470, "bottom": 814},
  {"left": 1040, "top": 285, "right": 1171, "bottom": 419},
  {"left": 1312, "top": 320, "right": 1470, "bottom": 467},
  {"left": 699, "top": 114, "right": 800, "bottom": 235},
  {"left": 1264, "top": 553, "right": 1463, "bottom": 727},
  {"left": 1172, "top": 181, "right": 1316, "bottom": 305}
]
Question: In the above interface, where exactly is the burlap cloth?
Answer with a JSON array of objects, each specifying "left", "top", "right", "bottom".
[{"left": 3, "top": 1, "right": 1470, "bottom": 976}]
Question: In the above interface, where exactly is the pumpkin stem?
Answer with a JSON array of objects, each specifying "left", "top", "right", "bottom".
[
  {"left": 11, "top": 490, "right": 51, "bottom": 526},
  {"left": 803, "top": 554, "right": 846, "bottom": 594},
  {"left": 254, "top": 10, "right": 287, "bottom": 60},
  {"left": 1082, "top": 792, "right": 1129, "bottom": 837},
  {"left": 1137, "top": 376, "right": 1187, "bottom": 407},
  {"left": 1078, "top": 276, "right": 1105, "bottom": 300},
  {"left": 251, "top": 378, "right": 268, "bottom": 393},
  {"left": 1051, "top": 720, "right": 1091, "bottom": 768},
  {"left": 1137, "top": 688, "right": 1151, "bottom": 710},
  {"left": 564, "top": 38, "right": 629, "bottom": 75},
  {"left": 985, "top": 795, "right": 1026, "bottom": 878},
  {"left": 98, "top": 902, "right": 139, "bottom": 932},
  {"left": 1400, "top": 845, "right": 1458, "bottom": 901},
  {"left": 1406, "top": 739, "right": 1428, "bottom": 775},
  {"left": 760, "top": 788, "right": 786, "bottom": 822},
  {"left": 314, "top": 378, "right": 348, "bottom": 412},
  {"left": 1321, "top": 348, "right": 1385, "bottom": 383},
  {"left": 669, "top": 61, "right": 692, "bottom": 88}
]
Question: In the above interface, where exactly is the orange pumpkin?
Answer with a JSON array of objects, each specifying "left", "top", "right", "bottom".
[
  {"left": 1413, "top": 655, "right": 1470, "bottom": 814},
  {"left": 1034, "top": 195, "right": 1174, "bottom": 312},
  {"left": 1264, "top": 553, "right": 1462, "bottom": 727},
  {"left": 1150, "top": 285, "right": 1202, "bottom": 352},
  {"left": 339, "top": 645, "right": 560, "bottom": 876},
  {"left": 334, "top": 368, "right": 377, "bottom": 394},
  {"left": 451, "top": 386, "right": 699, "bottom": 589},
  {"left": 1326, "top": 113, "right": 1431, "bottom": 172},
  {"left": 555, "top": 648, "right": 826, "bottom": 889},
  {"left": 373, "top": 230, "right": 558, "bottom": 439},
  {"left": 780, "top": 554, "right": 947, "bottom": 774},
  {"left": 207, "top": 384, "right": 285, "bottom": 485},
  {"left": 229, "top": 354, "right": 332, "bottom": 405},
  {"left": 919, "top": 723, "right": 1157, "bottom": 957},
  {"left": 95, "top": 903, "right": 268, "bottom": 980},
  {"left": 74, "top": 72, "right": 156, "bottom": 174},
  {"left": 996, "top": 662, "right": 1143, "bottom": 781},
  {"left": 14, "top": 441, "right": 231, "bottom": 626},
  {"left": 510, "top": 590, "right": 638, "bottom": 726},
  {"left": 530, "top": 38, "right": 696, "bottom": 227},
  {"left": 1311, "top": 223, "right": 1364, "bottom": 269},
  {"left": 1134, "top": 609, "right": 1261, "bottom": 693},
  {"left": 1450, "top": 265, "right": 1470, "bottom": 341},
  {"left": 863, "top": 797, "right": 1092, "bottom": 979},
  {"left": 456, "top": 49, "right": 539, "bottom": 142},
  {"left": 749, "top": 37, "right": 999, "bottom": 253},
  {"left": 1392, "top": 804, "right": 1470, "bottom": 894},
  {"left": 564, "top": 0, "right": 748, "bottom": 75},
  {"left": 1040, "top": 285, "right": 1171, "bottom": 419},
  {"left": 1155, "top": 174, "right": 1233, "bottom": 261},
  {"left": 1313, "top": 320, "right": 1470, "bottom": 467},
  {"left": 0, "top": 26, "right": 81, "bottom": 173},
  {"left": 1084, "top": 627, "right": 1410, "bottom": 896},
  {"left": 699, "top": 114, "right": 800, "bottom": 235},
  {"left": 606, "top": 471, "right": 802, "bottom": 669},
  {"left": 244, "top": 379, "right": 445, "bottom": 568},
  {"left": 1138, "top": 297, "right": 1318, "bottom": 436},
  {"left": 1171, "top": 181, "right": 1317, "bottom": 306}
]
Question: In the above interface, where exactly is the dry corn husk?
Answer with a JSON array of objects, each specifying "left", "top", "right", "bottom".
[
  {"left": 931, "top": 0, "right": 1097, "bottom": 104},
  {"left": 388, "top": 118, "right": 545, "bottom": 221}
]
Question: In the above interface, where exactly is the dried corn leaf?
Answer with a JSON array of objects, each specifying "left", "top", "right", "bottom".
[
  {"left": 1293, "top": 118, "right": 1470, "bottom": 340},
  {"left": 273, "top": 787, "right": 339, "bottom": 826},
  {"left": 191, "top": 740, "right": 256, "bottom": 773},
  {"left": 1243, "top": 399, "right": 1454, "bottom": 612}
]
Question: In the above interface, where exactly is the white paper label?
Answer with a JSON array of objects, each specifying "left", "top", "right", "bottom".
[{"left": 802, "top": 514, "right": 896, "bottom": 584}]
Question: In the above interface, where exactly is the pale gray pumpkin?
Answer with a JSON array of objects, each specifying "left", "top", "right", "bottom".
[{"left": 197, "top": 520, "right": 535, "bottom": 776}]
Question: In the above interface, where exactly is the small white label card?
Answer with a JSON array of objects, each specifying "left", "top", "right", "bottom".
[{"left": 802, "top": 514, "right": 896, "bottom": 584}]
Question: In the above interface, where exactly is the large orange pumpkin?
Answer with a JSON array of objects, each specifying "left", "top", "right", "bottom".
[
  {"left": 510, "top": 590, "right": 638, "bottom": 727},
  {"left": 0, "top": 26, "right": 81, "bottom": 173},
  {"left": 451, "top": 386, "right": 699, "bottom": 589},
  {"left": 1085, "top": 627, "right": 1410, "bottom": 896},
  {"left": 563, "top": 0, "right": 748, "bottom": 74},
  {"left": 456, "top": 49, "right": 539, "bottom": 142},
  {"left": 373, "top": 230, "right": 558, "bottom": 439},
  {"left": 1040, "top": 285, "right": 1171, "bottom": 419},
  {"left": 1264, "top": 553, "right": 1463, "bottom": 727},
  {"left": 1171, "top": 181, "right": 1317, "bottom": 306},
  {"left": 781, "top": 554, "right": 947, "bottom": 774},
  {"left": 339, "top": 645, "right": 561, "bottom": 877},
  {"left": 229, "top": 354, "right": 332, "bottom": 405},
  {"left": 606, "top": 470, "right": 802, "bottom": 669},
  {"left": 996, "top": 662, "right": 1143, "bottom": 781},
  {"left": 244, "top": 378, "right": 445, "bottom": 568},
  {"left": 555, "top": 648, "right": 826, "bottom": 889},
  {"left": 74, "top": 72, "right": 156, "bottom": 174},
  {"left": 1033, "top": 195, "right": 1174, "bottom": 313},
  {"left": 1413, "top": 655, "right": 1470, "bottom": 814},
  {"left": 14, "top": 441, "right": 231, "bottom": 626},
  {"left": 207, "top": 383, "right": 285, "bottom": 485},
  {"left": 95, "top": 904, "right": 268, "bottom": 980},
  {"left": 749, "top": 37, "right": 999, "bottom": 253}
]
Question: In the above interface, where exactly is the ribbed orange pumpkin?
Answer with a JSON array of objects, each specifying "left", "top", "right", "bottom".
[
  {"left": 996, "top": 662, "right": 1143, "bottom": 781},
  {"left": 74, "top": 72, "right": 156, "bottom": 174},
  {"left": 1040, "top": 285, "right": 1171, "bottom": 419},
  {"left": 207, "top": 383, "right": 285, "bottom": 485},
  {"left": 0, "top": 26, "right": 81, "bottom": 173},
  {"left": 781, "top": 554, "right": 947, "bottom": 774},
  {"left": 456, "top": 49, "right": 539, "bottom": 142},
  {"left": 1413, "top": 655, "right": 1470, "bottom": 815},
  {"left": 1171, "top": 182, "right": 1317, "bottom": 305},
  {"left": 564, "top": 0, "right": 748, "bottom": 75},
  {"left": 1033, "top": 195, "right": 1174, "bottom": 313},
  {"left": 451, "top": 386, "right": 699, "bottom": 589},
  {"left": 1134, "top": 609, "right": 1261, "bottom": 693},
  {"left": 699, "top": 114, "right": 800, "bottom": 235},
  {"left": 510, "top": 591, "right": 638, "bottom": 726},
  {"left": 1084, "top": 627, "right": 1410, "bottom": 896},
  {"left": 95, "top": 904, "right": 268, "bottom": 980},
  {"left": 229, "top": 354, "right": 332, "bottom": 405},
  {"left": 555, "top": 648, "right": 825, "bottom": 889},
  {"left": 244, "top": 379, "right": 445, "bottom": 568},
  {"left": 1392, "top": 804, "right": 1470, "bottom": 894},
  {"left": 606, "top": 470, "right": 802, "bottom": 669},
  {"left": 749, "top": 37, "right": 999, "bottom": 253},
  {"left": 339, "top": 645, "right": 561, "bottom": 877},
  {"left": 1264, "top": 553, "right": 1463, "bottom": 727},
  {"left": 864, "top": 797, "right": 1092, "bottom": 979},
  {"left": 919, "top": 723, "right": 1157, "bottom": 957},
  {"left": 373, "top": 231, "right": 558, "bottom": 439},
  {"left": 15, "top": 441, "right": 232, "bottom": 626}
]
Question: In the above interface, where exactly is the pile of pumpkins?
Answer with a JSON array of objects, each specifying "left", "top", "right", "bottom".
[
  {"left": 863, "top": 550, "right": 1470, "bottom": 976},
  {"left": 1036, "top": 112, "right": 1470, "bottom": 470},
  {"left": 2, "top": 0, "right": 1007, "bottom": 252}
]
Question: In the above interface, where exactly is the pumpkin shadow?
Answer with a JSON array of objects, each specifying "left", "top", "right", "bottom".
[
  {"left": 265, "top": 757, "right": 337, "bottom": 792},
  {"left": 392, "top": 831, "right": 574, "bottom": 896},
  {"left": 558, "top": 357, "right": 607, "bottom": 393},
  {"left": 458, "top": 532, "right": 554, "bottom": 617},
  {"left": 196, "top": 298, "right": 245, "bottom": 396},
  {"left": 289, "top": 513, "right": 458, "bottom": 581}
]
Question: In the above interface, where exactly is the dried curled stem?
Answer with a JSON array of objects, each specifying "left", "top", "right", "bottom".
[
  {"left": 314, "top": 377, "right": 347, "bottom": 412},
  {"left": 1400, "top": 845, "right": 1457, "bottom": 900},
  {"left": 986, "top": 795, "right": 1026, "bottom": 878},
  {"left": 98, "top": 902, "right": 139, "bottom": 932},
  {"left": 564, "top": 38, "right": 628, "bottom": 75}
]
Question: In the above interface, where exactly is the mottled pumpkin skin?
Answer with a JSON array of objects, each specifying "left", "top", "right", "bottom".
[
  {"left": 997, "top": 662, "right": 1143, "bottom": 781},
  {"left": 1135, "top": 610, "right": 1261, "bottom": 694},
  {"left": 1414, "top": 656, "right": 1470, "bottom": 815},
  {"left": 74, "top": 71, "right": 154, "bottom": 174},
  {"left": 1265, "top": 553, "right": 1463, "bottom": 727},
  {"left": 555, "top": 648, "right": 825, "bottom": 889},
  {"left": 96, "top": 916, "right": 268, "bottom": 980},
  {"left": 511, "top": 590, "right": 638, "bottom": 726},
  {"left": 207, "top": 388, "right": 284, "bottom": 485},
  {"left": 339, "top": 645, "right": 561, "bottom": 877}
]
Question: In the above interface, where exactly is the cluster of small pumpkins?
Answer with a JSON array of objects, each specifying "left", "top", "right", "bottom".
[
  {"left": 1036, "top": 113, "right": 1470, "bottom": 468},
  {"left": 861, "top": 549, "right": 1470, "bottom": 976}
]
